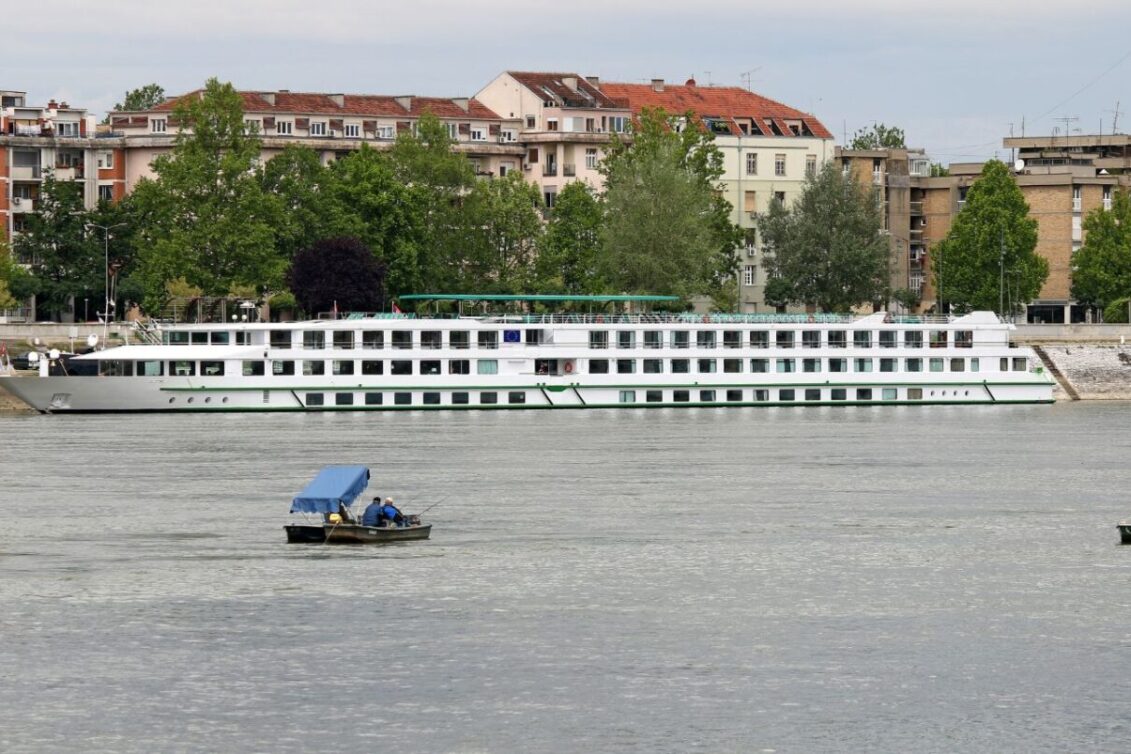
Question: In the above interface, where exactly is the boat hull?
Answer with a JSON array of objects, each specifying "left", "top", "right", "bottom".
[{"left": 285, "top": 523, "right": 431, "bottom": 544}]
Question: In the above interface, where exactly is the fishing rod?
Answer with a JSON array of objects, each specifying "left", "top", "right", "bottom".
[{"left": 418, "top": 496, "right": 449, "bottom": 515}]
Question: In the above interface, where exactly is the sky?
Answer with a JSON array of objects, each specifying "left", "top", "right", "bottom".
[{"left": 8, "top": 0, "right": 1131, "bottom": 164}]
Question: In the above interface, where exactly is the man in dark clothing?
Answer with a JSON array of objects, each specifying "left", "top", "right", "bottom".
[{"left": 361, "top": 496, "right": 384, "bottom": 527}]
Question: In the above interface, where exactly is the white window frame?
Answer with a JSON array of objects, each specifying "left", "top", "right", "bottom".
[
  {"left": 774, "top": 153, "right": 786, "bottom": 177},
  {"left": 470, "top": 128, "right": 486, "bottom": 141},
  {"left": 344, "top": 123, "right": 360, "bottom": 138},
  {"left": 746, "top": 153, "right": 758, "bottom": 176},
  {"left": 743, "top": 265, "right": 756, "bottom": 286},
  {"left": 97, "top": 150, "right": 114, "bottom": 169},
  {"left": 378, "top": 125, "right": 396, "bottom": 140},
  {"left": 151, "top": 118, "right": 167, "bottom": 134},
  {"left": 309, "top": 121, "right": 327, "bottom": 137},
  {"left": 585, "top": 148, "right": 598, "bottom": 169},
  {"left": 56, "top": 121, "right": 80, "bottom": 137},
  {"left": 275, "top": 120, "right": 293, "bottom": 136},
  {"left": 244, "top": 119, "right": 260, "bottom": 134},
  {"left": 443, "top": 123, "right": 457, "bottom": 139},
  {"left": 805, "top": 154, "right": 817, "bottom": 177}
]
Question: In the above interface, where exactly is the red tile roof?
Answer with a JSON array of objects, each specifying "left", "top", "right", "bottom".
[
  {"left": 598, "top": 81, "right": 832, "bottom": 139},
  {"left": 506, "top": 72, "right": 627, "bottom": 110},
  {"left": 146, "top": 90, "right": 504, "bottom": 120}
]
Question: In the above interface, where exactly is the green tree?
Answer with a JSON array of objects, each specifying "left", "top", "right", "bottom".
[
  {"left": 129, "top": 78, "right": 283, "bottom": 310},
  {"left": 257, "top": 145, "right": 337, "bottom": 260},
  {"left": 757, "top": 161, "right": 889, "bottom": 311},
  {"left": 933, "top": 160, "right": 1044, "bottom": 314},
  {"left": 111, "top": 83, "right": 166, "bottom": 113},
  {"left": 600, "top": 108, "right": 741, "bottom": 299},
  {"left": 930, "top": 162, "right": 950, "bottom": 177},
  {"left": 462, "top": 172, "right": 544, "bottom": 293},
  {"left": 850, "top": 123, "right": 906, "bottom": 150},
  {"left": 288, "top": 237, "right": 387, "bottom": 314},
  {"left": 1070, "top": 190, "right": 1131, "bottom": 309},
  {"left": 536, "top": 181, "right": 604, "bottom": 294},
  {"left": 762, "top": 277, "right": 795, "bottom": 313}
]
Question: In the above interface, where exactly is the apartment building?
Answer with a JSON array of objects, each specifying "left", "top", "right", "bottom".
[
  {"left": 111, "top": 90, "right": 525, "bottom": 191},
  {"left": 474, "top": 72, "right": 632, "bottom": 210},
  {"left": 1, "top": 90, "right": 126, "bottom": 251},
  {"left": 599, "top": 79, "right": 835, "bottom": 312}
]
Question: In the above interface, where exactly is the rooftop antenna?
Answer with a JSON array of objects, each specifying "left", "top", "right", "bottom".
[
  {"left": 1108, "top": 100, "right": 1121, "bottom": 133},
  {"left": 1055, "top": 115, "right": 1079, "bottom": 145},
  {"left": 704, "top": 70, "right": 713, "bottom": 86},
  {"left": 740, "top": 67, "right": 762, "bottom": 91}
]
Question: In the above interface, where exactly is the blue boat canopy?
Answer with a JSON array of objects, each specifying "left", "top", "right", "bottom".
[{"left": 290, "top": 465, "right": 371, "bottom": 514}]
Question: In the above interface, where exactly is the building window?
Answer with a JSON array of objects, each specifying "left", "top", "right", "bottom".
[
  {"left": 589, "top": 331, "right": 608, "bottom": 349},
  {"left": 303, "top": 361, "right": 325, "bottom": 376},
  {"left": 344, "top": 123, "right": 360, "bottom": 138},
  {"left": 774, "top": 153, "right": 786, "bottom": 176},
  {"left": 98, "top": 185, "right": 113, "bottom": 202},
  {"left": 723, "top": 331, "right": 742, "bottom": 349},
  {"left": 361, "top": 360, "right": 383, "bottom": 375},
  {"left": 750, "top": 358, "right": 769, "bottom": 373},
  {"left": 723, "top": 358, "right": 743, "bottom": 373},
  {"left": 644, "top": 331, "right": 663, "bottom": 349},
  {"left": 854, "top": 331, "right": 871, "bottom": 348},
  {"left": 151, "top": 118, "right": 167, "bottom": 133},
  {"left": 310, "top": 122, "right": 327, "bottom": 136},
  {"left": 244, "top": 119, "right": 260, "bottom": 133},
  {"left": 332, "top": 360, "right": 355, "bottom": 375},
  {"left": 879, "top": 331, "right": 897, "bottom": 348},
  {"left": 617, "top": 331, "right": 636, "bottom": 349},
  {"left": 1073, "top": 186, "right": 1082, "bottom": 212},
  {"left": 906, "top": 358, "right": 922, "bottom": 372},
  {"left": 478, "top": 331, "right": 498, "bottom": 349},
  {"left": 303, "top": 331, "right": 325, "bottom": 350},
  {"left": 276, "top": 121, "right": 293, "bottom": 135},
  {"left": 697, "top": 331, "right": 717, "bottom": 349},
  {"left": 448, "top": 360, "right": 470, "bottom": 375},
  {"left": 471, "top": 128, "right": 485, "bottom": 141},
  {"left": 544, "top": 190, "right": 557, "bottom": 210},
  {"left": 643, "top": 358, "right": 663, "bottom": 373},
  {"left": 802, "top": 331, "right": 820, "bottom": 349},
  {"left": 880, "top": 358, "right": 897, "bottom": 372},
  {"left": 616, "top": 359, "right": 636, "bottom": 374},
  {"left": 97, "top": 151, "right": 114, "bottom": 169},
  {"left": 391, "top": 360, "right": 412, "bottom": 375},
  {"left": 546, "top": 119, "right": 558, "bottom": 131},
  {"left": 854, "top": 358, "right": 873, "bottom": 372},
  {"left": 362, "top": 331, "right": 384, "bottom": 349},
  {"left": 805, "top": 154, "right": 817, "bottom": 177},
  {"left": 746, "top": 153, "right": 758, "bottom": 175},
  {"left": 802, "top": 358, "right": 821, "bottom": 373},
  {"left": 525, "top": 115, "right": 536, "bottom": 129},
  {"left": 776, "top": 358, "right": 795, "bottom": 373},
  {"left": 828, "top": 358, "right": 847, "bottom": 373},
  {"left": 930, "top": 358, "right": 944, "bottom": 372},
  {"left": 672, "top": 331, "right": 690, "bottom": 349},
  {"left": 1104, "top": 186, "right": 1112, "bottom": 210},
  {"left": 743, "top": 265, "right": 755, "bottom": 286},
  {"left": 904, "top": 331, "right": 923, "bottom": 348},
  {"left": 750, "top": 331, "right": 769, "bottom": 348},
  {"left": 585, "top": 148, "right": 598, "bottom": 169},
  {"left": 697, "top": 359, "right": 716, "bottom": 373},
  {"left": 608, "top": 116, "right": 628, "bottom": 133},
  {"left": 378, "top": 125, "right": 396, "bottom": 139}
]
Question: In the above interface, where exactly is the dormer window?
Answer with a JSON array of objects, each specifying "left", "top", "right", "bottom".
[
  {"left": 151, "top": 118, "right": 167, "bottom": 133},
  {"left": 309, "top": 121, "right": 327, "bottom": 136},
  {"left": 275, "top": 121, "right": 293, "bottom": 135},
  {"left": 56, "top": 121, "right": 80, "bottom": 137}
]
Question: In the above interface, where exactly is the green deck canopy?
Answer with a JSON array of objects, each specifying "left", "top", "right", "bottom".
[{"left": 398, "top": 294, "right": 680, "bottom": 303}]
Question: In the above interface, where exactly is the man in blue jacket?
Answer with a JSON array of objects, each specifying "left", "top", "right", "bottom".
[
  {"left": 361, "top": 496, "right": 384, "bottom": 527},
  {"left": 382, "top": 498, "right": 405, "bottom": 527}
]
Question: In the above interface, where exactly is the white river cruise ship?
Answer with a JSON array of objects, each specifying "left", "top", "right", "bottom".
[{"left": 0, "top": 295, "right": 1055, "bottom": 413}]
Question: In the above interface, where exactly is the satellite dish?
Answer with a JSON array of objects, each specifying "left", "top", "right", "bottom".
[
  {"left": 87, "top": 334, "right": 99, "bottom": 348},
  {"left": 1014, "top": 158, "right": 1025, "bottom": 172},
  {"left": 48, "top": 349, "right": 60, "bottom": 360}
]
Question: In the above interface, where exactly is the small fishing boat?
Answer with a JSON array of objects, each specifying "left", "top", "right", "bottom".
[
  {"left": 1118, "top": 522, "right": 1131, "bottom": 545},
  {"left": 285, "top": 465, "right": 431, "bottom": 544}
]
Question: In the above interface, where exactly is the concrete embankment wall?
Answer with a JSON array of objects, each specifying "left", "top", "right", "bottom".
[{"left": 1031, "top": 345, "right": 1131, "bottom": 400}]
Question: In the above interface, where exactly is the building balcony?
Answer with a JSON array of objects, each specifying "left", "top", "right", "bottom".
[
  {"left": 53, "top": 165, "right": 85, "bottom": 180},
  {"left": 9, "top": 197, "right": 33, "bottom": 213},
  {"left": 543, "top": 164, "right": 558, "bottom": 177},
  {"left": 10, "top": 165, "right": 41, "bottom": 180},
  {"left": 562, "top": 164, "right": 576, "bottom": 177},
  {"left": 909, "top": 201, "right": 924, "bottom": 215}
]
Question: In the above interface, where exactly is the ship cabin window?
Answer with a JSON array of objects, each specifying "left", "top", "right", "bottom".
[
  {"left": 452, "top": 392, "right": 469, "bottom": 405},
  {"left": 831, "top": 388, "right": 847, "bottom": 401},
  {"left": 617, "top": 331, "right": 636, "bottom": 349},
  {"left": 525, "top": 329, "right": 545, "bottom": 345},
  {"left": 673, "top": 390, "right": 690, "bottom": 403},
  {"left": 619, "top": 390, "right": 636, "bottom": 404},
  {"left": 588, "top": 359, "right": 609, "bottom": 374},
  {"left": 955, "top": 331, "right": 974, "bottom": 348},
  {"left": 449, "top": 359, "right": 470, "bottom": 375},
  {"left": 805, "top": 389, "right": 821, "bottom": 401},
  {"left": 905, "top": 358, "right": 922, "bottom": 372},
  {"left": 908, "top": 388, "right": 923, "bottom": 400},
  {"left": 270, "top": 330, "right": 292, "bottom": 349},
  {"left": 333, "top": 360, "right": 355, "bottom": 375},
  {"left": 589, "top": 331, "right": 609, "bottom": 349},
  {"left": 306, "top": 393, "right": 324, "bottom": 406},
  {"left": 750, "top": 358, "right": 768, "bottom": 373},
  {"left": 192, "top": 332, "right": 208, "bottom": 345},
  {"left": 802, "top": 331, "right": 820, "bottom": 349},
  {"left": 904, "top": 331, "right": 923, "bottom": 348},
  {"left": 883, "top": 388, "right": 897, "bottom": 400},
  {"left": 201, "top": 360, "right": 224, "bottom": 376},
  {"left": 671, "top": 359, "right": 690, "bottom": 373},
  {"left": 170, "top": 360, "right": 196, "bottom": 376},
  {"left": 304, "top": 331, "right": 325, "bottom": 350},
  {"left": 362, "top": 331, "right": 384, "bottom": 349},
  {"left": 950, "top": 358, "right": 965, "bottom": 372},
  {"left": 421, "top": 331, "right": 442, "bottom": 349},
  {"left": 854, "top": 358, "right": 872, "bottom": 372},
  {"left": 802, "top": 358, "right": 820, "bottom": 373},
  {"left": 856, "top": 388, "right": 873, "bottom": 400},
  {"left": 779, "top": 389, "right": 796, "bottom": 401},
  {"left": 726, "top": 389, "right": 743, "bottom": 402},
  {"left": 853, "top": 331, "right": 871, "bottom": 348},
  {"left": 643, "top": 359, "right": 663, "bottom": 373},
  {"left": 478, "top": 360, "right": 498, "bottom": 375},
  {"left": 362, "top": 360, "right": 383, "bottom": 375},
  {"left": 211, "top": 331, "right": 230, "bottom": 345},
  {"left": 242, "top": 361, "right": 265, "bottom": 376},
  {"left": 776, "top": 358, "right": 795, "bottom": 373},
  {"left": 395, "top": 392, "right": 411, "bottom": 405},
  {"left": 235, "top": 331, "right": 251, "bottom": 345},
  {"left": 672, "top": 331, "right": 690, "bottom": 349},
  {"left": 137, "top": 360, "right": 163, "bottom": 376},
  {"left": 828, "top": 358, "right": 847, "bottom": 373},
  {"left": 272, "top": 360, "right": 295, "bottom": 376},
  {"left": 423, "top": 393, "right": 441, "bottom": 405},
  {"left": 879, "top": 331, "right": 897, "bottom": 348},
  {"left": 970, "top": 358, "right": 980, "bottom": 372},
  {"left": 168, "top": 331, "right": 189, "bottom": 346},
  {"left": 700, "top": 390, "right": 716, "bottom": 402},
  {"left": 698, "top": 359, "right": 717, "bottom": 373},
  {"left": 646, "top": 390, "right": 663, "bottom": 403},
  {"left": 391, "top": 360, "right": 412, "bottom": 375},
  {"left": 828, "top": 330, "right": 847, "bottom": 348},
  {"left": 723, "top": 358, "right": 743, "bottom": 373},
  {"left": 365, "top": 392, "right": 383, "bottom": 405},
  {"left": 644, "top": 331, "right": 663, "bottom": 349},
  {"left": 723, "top": 330, "right": 742, "bottom": 349},
  {"left": 392, "top": 331, "right": 413, "bottom": 350},
  {"left": 336, "top": 393, "right": 354, "bottom": 406},
  {"left": 333, "top": 331, "right": 354, "bottom": 350},
  {"left": 478, "top": 331, "right": 498, "bottom": 349},
  {"left": 480, "top": 392, "right": 498, "bottom": 404},
  {"left": 508, "top": 391, "right": 526, "bottom": 404},
  {"left": 100, "top": 360, "right": 134, "bottom": 376},
  {"left": 1000, "top": 357, "right": 1009, "bottom": 371},
  {"left": 929, "top": 330, "right": 947, "bottom": 348},
  {"left": 776, "top": 331, "right": 794, "bottom": 349},
  {"left": 617, "top": 359, "right": 636, "bottom": 374},
  {"left": 750, "top": 331, "right": 769, "bottom": 348},
  {"left": 1013, "top": 357, "right": 1027, "bottom": 371},
  {"left": 420, "top": 360, "right": 441, "bottom": 375},
  {"left": 929, "top": 358, "right": 944, "bottom": 372},
  {"left": 303, "top": 360, "right": 325, "bottom": 376},
  {"left": 753, "top": 389, "right": 769, "bottom": 402},
  {"left": 697, "top": 331, "right": 716, "bottom": 349},
  {"left": 450, "top": 331, "right": 470, "bottom": 350},
  {"left": 880, "top": 358, "right": 897, "bottom": 372}
]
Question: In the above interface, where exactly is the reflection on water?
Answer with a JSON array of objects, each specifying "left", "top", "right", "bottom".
[{"left": 2, "top": 404, "right": 1131, "bottom": 753}]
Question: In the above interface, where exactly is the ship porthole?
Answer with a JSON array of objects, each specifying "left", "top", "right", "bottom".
[
  {"left": 222, "top": 397, "right": 229, "bottom": 404},
  {"left": 204, "top": 397, "right": 212, "bottom": 403},
  {"left": 187, "top": 397, "right": 194, "bottom": 404},
  {"left": 169, "top": 397, "right": 175, "bottom": 404}
]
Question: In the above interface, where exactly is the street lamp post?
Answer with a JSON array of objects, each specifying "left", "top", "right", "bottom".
[{"left": 86, "top": 222, "right": 125, "bottom": 344}]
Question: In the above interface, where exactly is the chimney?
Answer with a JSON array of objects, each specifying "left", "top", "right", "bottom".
[
  {"left": 562, "top": 76, "right": 578, "bottom": 92},
  {"left": 59, "top": 101, "right": 69, "bottom": 109},
  {"left": 395, "top": 95, "right": 413, "bottom": 112},
  {"left": 651, "top": 78, "right": 664, "bottom": 93},
  {"left": 328, "top": 93, "right": 344, "bottom": 108},
  {"left": 585, "top": 75, "right": 600, "bottom": 88},
  {"left": 47, "top": 98, "right": 58, "bottom": 109},
  {"left": 451, "top": 97, "right": 470, "bottom": 112},
  {"left": 684, "top": 78, "right": 696, "bottom": 87}
]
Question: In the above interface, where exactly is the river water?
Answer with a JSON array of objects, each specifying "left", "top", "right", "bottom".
[{"left": 2, "top": 403, "right": 1131, "bottom": 753}]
